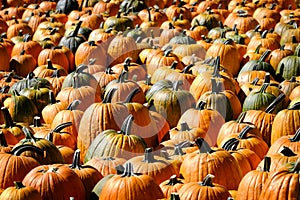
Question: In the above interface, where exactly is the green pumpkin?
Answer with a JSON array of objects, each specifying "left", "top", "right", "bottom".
[
  {"left": 239, "top": 50, "right": 276, "bottom": 79},
  {"left": 84, "top": 114, "right": 147, "bottom": 161},
  {"left": 61, "top": 64, "right": 101, "bottom": 94},
  {"left": 19, "top": 85, "right": 50, "bottom": 113},
  {"left": 3, "top": 90, "right": 38, "bottom": 124},
  {"left": 145, "top": 79, "right": 173, "bottom": 102},
  {"left": 59, "top": 21, "right": 86, "bottom": 54},
  {"left": 119, "top": 0, "right": 147, "bottom": 13},
  {"left": 276, "top": 43, "right": 300, "bottom": 80},
  {"left": 242, "top": 83, "right": 277, "bottom": 112},
  {"left": 103, "top": 12, "right": 134, "bottom": 32},
  {"left": 149, "top": 81, "right": 196, "bottom": 128},
  {"left": 8, "top": 72, "right": 53, "bottom": 94},
  {"left": 191, "top": 9, "right": 219, "bottom": 30},
  {"left": 12, "top": 126, "right": 65, "bottom": 164}
]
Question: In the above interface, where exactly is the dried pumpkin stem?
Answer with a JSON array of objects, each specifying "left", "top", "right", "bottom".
[
  {"left": 289, "top": 128, "right": 300, "bottom": 142},
  {"left": 237, "top": 125, "right": 253, "bottom": 139},
  {"left": 0, "top": 131, "right": 8, "bottom": 147},
  {"left": 262, "top": 156, "right": 271, "bottom": 172},
  {"left": 143, "top": 148, "right": 156, "bottom": 163},
  {"left": 70, "top": 149, "right": 82, "bottom": 169},
  {"left": 52, "top": 122, "right": 72, "bottom": 132},
  {"left": 14, "top": 181, "right": 25, "bottom": 189},
  {"left": 1, "top": 107, "right": 14, "bottom": 128},
  {"left": 280, "top": 146, "right": 297, "bottom": 156},
  {"left": 195, "top": 138, "right": 214, "bottom": 153},
  {"left": 200, "top": 174, "right": 214, "bottom": 187},
  {"left": 11, "top": 144, "right": 44, "bottom": 156},
  {"left": 265, "top": 93, "right": 285, "bottom": 113},
  {"left": 167, "top": 175, "right": 183, "bottom": 185}
]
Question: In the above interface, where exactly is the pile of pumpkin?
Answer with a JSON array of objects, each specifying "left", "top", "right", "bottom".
[{"left": 0, "top": 0, "right": 299, "bottom": 199}]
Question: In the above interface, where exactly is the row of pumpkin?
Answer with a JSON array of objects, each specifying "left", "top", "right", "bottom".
[{"left": 0, "top": 0, "right": 299, "bottom": 199}]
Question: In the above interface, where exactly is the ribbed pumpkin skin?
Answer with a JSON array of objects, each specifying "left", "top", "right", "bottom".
[
  {"left": 178, "top": 181, "right": 231, "bottom": 200},
  {"left": 22, "top": 164, "right": 86, "bottom": 200},
  {"left": 3, "top": 92, "right": 38, "bottom": 124},
  {"left": 0, "top": 182, "right": 42, "bottom": 200},
  {"left": 84, "top": 129, "right": 147, "bottom": 161},
  {"left": 258, "top": 161, "right": 300, "bottom": 200},
  {"left": 99, "top": 171, "right": 164, "bottom": 200},
  {"left": 77, "top": 102, "right": 129, "bottom": 160},
  {"left": 180, "top": 147, "right": 243, "bottom": 190},
  {"left": 0, "top": 152, "right": 40, "bottom": 189}
]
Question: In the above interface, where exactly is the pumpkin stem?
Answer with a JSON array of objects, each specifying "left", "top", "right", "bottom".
[
  {"left": 103, "top": 88, "right": 116, "bottom": 103},
  {"left": 170, "top": 61, "right": 178, "bottom": 70},
  {"left": 173, "top": 144, "right": 185, "bottom": 156},
  {"left": 88, "top": 58, "right": 97, "bottom": 65},
  {"left": 76, "top": 64, "right": 88, "bottom": 73},
  {"left": 280, "top": 146, "right": 297, "bottom": 156},
  {"left": 196, "top": 100, "right": 206, "bottom": 110},
  {"left": 23, "top": 34, "right": 31, "bottom": 42},
  {"left": 261, "top": 30, "right": 268, "bottom": 39},
  {"left": 288, "top": 102, "right": 300, "bottom": 110},
  {"left": 200, "top": 174, "right": 215, "bottom": 187},
  {"left": 147, "top": 7, "right": 152, "bottom": 22},
  {"left": 289, "top": 128, "right": 300, "bottom": 142},
  {"left": 212, "top": 56, "right": 221, "bottom": 78},
  {"left": 164, "top": 48, "right": 173, "bottom": 57},
  {"left": 115, "top": 164, "right": 125, "bottom": 174},
  {"left": 264, "top": 93, "right": 285, "bottom": 113},
  {"left": 173, "top": 80, "right": 183, "bottom": 91},
  {"left": 195, "top": 137, "right": 214, "bottom": 153},
  {"left": 223, "top": 38, "right": 234, "bottom": 45},
  {"left": 22, "top": 126, "right": 37, "bottom": 142},
  {"left": 121, "top": 162, "right": 135, "bottom": 177},
  {"left": 66, "top": 100, "right": 81, "bottom": 111},
  {"left": 222, "top": 138, "right": 239, "bottom": 151},
  {"left": 11, "top": 144, "right": 44, "bottom": 156},
  {"left": 117, "top": 70, "right": 128, "bottom": 83},
  {"left": 0, "top": 131, "right": 8, "bottom": 147},
  {"left": 14, "top": 181, "right": 25, "bottom": 189},
  {"left": 263, "top": 156, "right": 271, "bottom": 172},
  {"left": 180, "top": 122, "right": 190, "bottom": 131},
  {"left": 143, "top": 148, "right": 156, "bottom": 163},
  {"left": 119, "top": 114, "right": 134, "bottom": 135},
  {"left": 258, "top": 83, "right": 269, "bottom": 94},
  {"left": 170, "top": 193, "right": 180, "bottom": 200},
  {"left": 263, "top": 73, "right": 271, "bottom": 84},
  {"left": 70, "top": 149, "right": 82, "bottom": 169},
  {"left": 236, "top": 112, "right": 246, "bottom": 123},
  {"left": 48, "top": 90, "right": 57, "bottom": 104},
  {"left": 72, "top": 21, "right": 83, "bottom": 37},
  {"left": 237, "top": 125, "right": 253, "bottom": 139},
  {"left": 1, "top": 107, "right": 14, "bottom": 128},
  {"left": 211, "top": 79, "right": 223, "bottom": 94},
  {"left": 254, "top": 44, "right": 262, "bottom": 54},
  {"left": 259, "top": 49, "right": 271, "bottom": 62},
  {"left": 166, "top": 175, "right": 183, "bottom": 185},
  {"left": 33, "top": 116, "right": 42, "bottom": 127},
  {"left": 123, "top": 57, "right": 132, "bottom": 72},
  {"left": 124, "top": 88, "right": 141, "bottom": 103},
  {"left": 46, "top": 59, "right": 55, "bottom": 69},
  {"left": 182, "top": 64, "right": 194, "bottom": 74},
  {"left": 52, "top": 122, "right": 72, "bottom": 132},
  {"left": 45, "top": 131, "right": 53, "bottom": 142},
  {"left": 50, "top": 70, "right": 61, "bottom": 78}
]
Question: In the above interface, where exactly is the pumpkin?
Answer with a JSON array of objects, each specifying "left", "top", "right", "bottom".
[
  {"left": 0, "top": 181, "right": 42, "bottom": 200},
  {"left": 104, "top": 71, "right": 146, "bottom": 103},
  {"left": 180, "top": 138, "right": 243, "bottom": 190},
  {"left": 159, "top": 175, "right": 185, "bottom": 199},
  {"left": 177, "top": 101, "right": 225, "bottom": 147},
  {"left": 22, "top": 163, "right": 86, "bottom": 200},
  {"left": 13, "top": 126, "right": 65, "bottom": 164},
  {"left": 33, "top": 59, "right": 68, "bottom": 78},
  {"left": 69, "top": 149, "right": 102, "bottom": 199},
  {"left": 219, "top": 125, "right": 269, "bottom": 159},
  {"left": 259, "top": 158, "right": 300, "bottom": 199},
  {"left": 3, "top": 90, "right": 38, "bottom": 124},
  {"left": 9, "top": 50, "right": 37, "bottom": 78},
  {"left": 222, "top": 137, "right": 261, "bottom": 176},
  {"left": 270, "top": 102, "right": 300, "bottom": 145},
  {"left": 205, "top": 38, "right": 241, "bottom": 77},
  {"left": 198, "top": 78, "right": 242, "bottom": 121},
  {"left": 148, "top": 80, "right": 196, "bottom": 128},
  {"left": 257, "top": 147, "right": 300, "bottom": 173},
  {"left": 84, "top": 114, "right": 147, "bottom": 161},
  {"left": 177, "top": 174, "right": 231, "bottom": 200},
  {"left": 236, "top": 157, "right": 271, "bottom": 200},
  {"left": 269, "top": 127, "right": 300, "bottom": 154},
  {"left": 99, "top": 162, "right": 164, "bottom": 200},
  {"left": 0, "top": 145, "right": 41, "bottom": 189}
]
